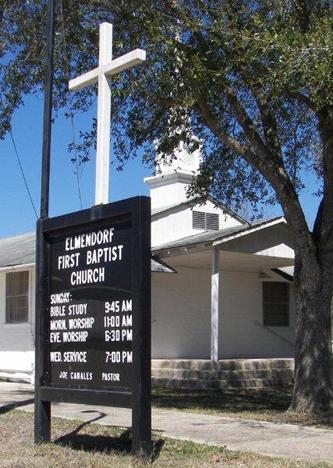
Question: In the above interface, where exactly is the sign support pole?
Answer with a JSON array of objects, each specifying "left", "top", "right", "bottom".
[
  {"left": 35, "top": 0, "right": 55, "bottom": 444},
  {"left": 132, "top": 200, "right": 152, "bottom": 459}
]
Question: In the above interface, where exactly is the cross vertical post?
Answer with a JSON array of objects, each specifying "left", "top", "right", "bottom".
[{"left": 96, "top": 23, "right": 112, "bottom": 205}]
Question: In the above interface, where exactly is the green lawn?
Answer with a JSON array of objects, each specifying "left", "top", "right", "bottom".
[
  {"left": 151, "top": 386, "right": 333, "bottom": 427},
  {"left": 0, "top": 410, "right": 329, "bottom": 467}
]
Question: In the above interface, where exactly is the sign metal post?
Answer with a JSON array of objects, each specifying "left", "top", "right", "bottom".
[{"left": 34, "top": 0, "right": 55, "bottom": 444}]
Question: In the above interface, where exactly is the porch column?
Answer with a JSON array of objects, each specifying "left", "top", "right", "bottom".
[{"left": 210, "top": 246, "right": 220, "bottom": 362}]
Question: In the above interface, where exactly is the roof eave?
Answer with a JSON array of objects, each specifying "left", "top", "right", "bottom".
[
  {"left": 0, "top": 263, "right": 35, "bottom": 273},
  {"left": 212, "top": 217, "right": 287, "bottom": 247}
]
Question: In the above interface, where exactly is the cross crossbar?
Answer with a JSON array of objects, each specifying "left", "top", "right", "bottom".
[{"left": 69, "top": 49, "right": 146, "bottom": 92}]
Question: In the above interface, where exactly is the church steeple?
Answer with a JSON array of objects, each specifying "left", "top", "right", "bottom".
[{"left": 144, "top": 139, "right": 202, "bottom": 210}]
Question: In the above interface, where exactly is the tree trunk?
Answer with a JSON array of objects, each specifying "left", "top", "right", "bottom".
[{"left": 290, "top": 248, "right": 333, "bottom": 413}]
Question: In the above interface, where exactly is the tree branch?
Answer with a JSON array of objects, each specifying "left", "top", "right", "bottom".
[
  {"left": 193, "top": 86, "right": 314, "bottom": 253},
  {"left": 286, "top": 92, "right": 317, "bottom": 112},
  {"left": 193, "top": 87, "right": 257, "bottom": 163},
  {"left": 223, "top": 82, "right": 276, "bottom": 162},
  {"left": 238, "top": 68, "right": 282, "bottom": 157}
]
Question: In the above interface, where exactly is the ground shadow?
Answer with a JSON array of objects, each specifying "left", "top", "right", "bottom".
[
  {"left": 0, "top": 398, "right": 34, "bottom": 415},
  {"left": 152, "top": 386, "right": 292, "bottom": 414},
  {"left": 0, "top": 405, "right": 14, "bottom": 415},
  {"left": 55, "top": 411, "right": 164, "bottom": 461}
]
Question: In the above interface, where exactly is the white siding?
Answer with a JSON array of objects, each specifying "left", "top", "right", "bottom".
[
  {"left": 149, "top": 179, "right": 192, "bottom": 209},
  {"left": 219, "top": 272, "right": 295, "bottom": 358},
  {"left": 152, "top": 267, "right": 295, "bottom": 359},
  {"left": 152, "top": 267, "right": 211, "bottom": 358},
  {"left": 0, "top": 268, "right": 35, "bottom": 379}
]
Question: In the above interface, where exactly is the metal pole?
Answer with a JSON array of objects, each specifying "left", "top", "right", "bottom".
[
  {"left": 35, "top": 0, "right": 55, "bottom": 444},
  {"left": 210, "top": 247, "right": 220, "bottom": 362},
  {"left": 40, "top": 0, "right": 55, "bottom": 218}
]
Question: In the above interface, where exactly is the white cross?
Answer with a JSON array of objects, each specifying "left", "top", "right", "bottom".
[{"left": 69, "top": 22, "right": 146, "bottom": 205}]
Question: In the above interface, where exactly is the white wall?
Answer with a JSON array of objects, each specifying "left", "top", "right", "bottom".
[
  {"left": 219, "top": 271, "right": 295, "bottom": 358},
  {"left": 152, "top": 267, "right": 211, "bottom": 358},
  {"left": 149, "top": 178, "right": 192, "bottom": 209},
  {"left": 0, "top": 268, "right": 35, "bottom": 381},
  {"left": 152, "top": 267, "right": 295, "bottom": 359}
]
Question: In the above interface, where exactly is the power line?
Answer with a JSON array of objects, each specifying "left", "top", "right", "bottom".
[
  {"left": 9, "top": 129, "right": 38, "bottom": 218},
  {"left": 0, "top": 92, "right": 38, "bottom": 218}
]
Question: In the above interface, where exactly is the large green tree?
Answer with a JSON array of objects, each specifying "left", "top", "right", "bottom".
[{"left": 0, "top": 0, "right": 332, "bottom": 413}]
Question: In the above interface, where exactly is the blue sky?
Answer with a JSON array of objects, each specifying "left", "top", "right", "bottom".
[
  {"left": 0, "top": 93, "right": 320, "bottom": 239},
  {"left": 0, "top": 94, "right": 151, "bottom": 238}
]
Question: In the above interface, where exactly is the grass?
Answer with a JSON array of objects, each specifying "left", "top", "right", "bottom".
[
  {"left": 0, "top": 409, "right": 330, "bottom": 467},
  {"left": 151, "top": 386, "right": 333, "bottom": 428}
]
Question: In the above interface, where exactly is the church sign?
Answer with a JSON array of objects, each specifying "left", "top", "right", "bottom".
[
  {"left": 35, "top": 197, "right": 151, "bottom": 458},
  {"left": 35, "top": 17, "right": 151, "bottom": 459}
]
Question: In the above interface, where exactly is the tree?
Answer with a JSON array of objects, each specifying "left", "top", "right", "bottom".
[{"left": 0, "top": 0, "right": 332, "bottom": 413}]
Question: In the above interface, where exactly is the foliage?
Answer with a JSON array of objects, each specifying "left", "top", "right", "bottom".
[{"left": 0, "top": 1, "right": 332, "bottom": 218}]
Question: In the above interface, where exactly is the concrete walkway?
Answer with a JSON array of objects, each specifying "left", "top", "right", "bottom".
[{"left": 0, "top": 382, "right": 332, "bottom": 465}]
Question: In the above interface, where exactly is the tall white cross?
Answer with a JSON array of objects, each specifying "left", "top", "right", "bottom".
[{"left": 69, "top": 23, "right": 146, "bottom": 205}]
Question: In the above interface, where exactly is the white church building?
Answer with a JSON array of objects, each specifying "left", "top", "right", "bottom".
[{"left": 0, "top": 144, "right": 296, "bottom": 385}]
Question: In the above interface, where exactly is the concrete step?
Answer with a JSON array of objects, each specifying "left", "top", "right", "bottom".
[
  {"left": 151, "top": 368, "right": 294, "bottom": 381},
  {"left": 151, "top": 358, "right": 294, "bottom": 372},
  {"left": 151, "top": 358, "right": 294, "bottom": 390},
  {"left": 152, "top": 376, "right": 292, "bottom": 390}
]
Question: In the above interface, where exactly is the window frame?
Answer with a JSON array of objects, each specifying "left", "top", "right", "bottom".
[
  {"left": 4, "top": 269, "right": 32, "bottom": 325},
  {"left": 262, "top": 280, "right": 290, "bottom": 328}
]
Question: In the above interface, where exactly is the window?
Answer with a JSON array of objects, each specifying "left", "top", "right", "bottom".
[
  {"left": 263, "top": 282, "right": 289, "bottom": 327},
  {"left": 6, "top": 271, "right": 29, "bottom": 323},
  {"left": 192, "top": 211, "right": 219, "bottom": 230}
]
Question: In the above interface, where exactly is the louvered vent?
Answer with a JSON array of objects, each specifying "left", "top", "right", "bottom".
[
  {"left": 192, "top": 211, "right": 219, "bottom": 231},
  {"left": 206, "top": 213, "right": 219, "bottom": 230},
  {"left": 192, "top": 211, "right": 205, "bottom": 229}
]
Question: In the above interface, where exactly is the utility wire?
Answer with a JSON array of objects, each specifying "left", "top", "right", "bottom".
[
  {"left": 9, "top": 129, "right": 38, "bottom": 218},
  {"left": 0, "top": 92, "right": 38, "bottom": 218}
]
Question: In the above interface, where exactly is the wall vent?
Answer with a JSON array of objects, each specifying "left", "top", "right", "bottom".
[{"left": 192, "top": 211, "right": 219, "bottom": 231}]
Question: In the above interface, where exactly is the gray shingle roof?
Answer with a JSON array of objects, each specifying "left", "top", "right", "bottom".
[
  {"left": 0, "top": 232, "right": 36, "bottom": 268},
  {"left": 0, "top": 232, "right": 175, "bottom": 273}
]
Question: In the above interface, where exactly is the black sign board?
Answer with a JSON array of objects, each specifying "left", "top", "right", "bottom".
[{"left": 34, "top": 196, "right": 151, "bottom": 459}]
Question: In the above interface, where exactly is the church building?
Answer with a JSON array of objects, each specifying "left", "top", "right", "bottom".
[{"left": 0, "top": 143, "right": 295, "bottom": 385}]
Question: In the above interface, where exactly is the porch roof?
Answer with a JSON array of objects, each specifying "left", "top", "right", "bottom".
[{"left": 152, "top": 217, "right": 286, "bottom": 254}]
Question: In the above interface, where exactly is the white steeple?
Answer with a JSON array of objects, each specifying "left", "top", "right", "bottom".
[{"left": 144, "top": 138, "right": 202, "bottom": 210}]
